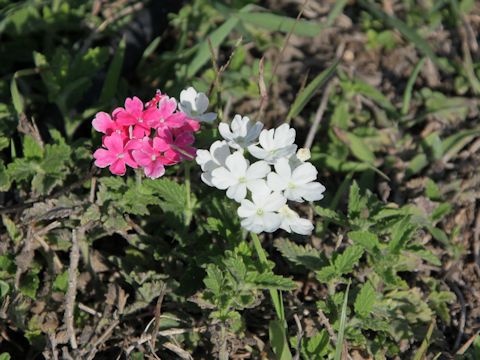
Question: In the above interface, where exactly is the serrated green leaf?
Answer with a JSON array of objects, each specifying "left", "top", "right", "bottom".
[
  {"left": 23, "top": 135, "right": 43, "bottom": 159},
  {"left": 7, "top": 158, "right": 35, "bottom": 182},
  {"left": 274, "top": 238, "right": 325, "bottom": 271},
  {"left": 303, "top": 329, "right": 329, "bottom": 358},
  {"left": 348, "top": 181, "right": 365, "bottom": 219},
  {"left": 389, "top": 216, "right": 416, "bottom": 254},
  {"left": 315, "top": 265, "right": 337, "bottom": 282},
  {"left": 334, "top": 246, "right": 364, "bottom": 275},
  {"left": 425, "top": 178, "right": 441, "bottom": 201},
  {"left": 143, "top": 178, "right": 186, "bottom": 215},
  {"left": 250, "top": 272, "right": 296, "bottom": 291},
  {"left": 354, "top": 281, "right": 376, "bottom": 317},
  {"left": 203, "top": 265, "right": 223, "bottom": 297},
  {"left": 19, "top": 273, "right": 39, "bottom": 299},
  {"left": 315, "top": 206, "right": 349, "bottom": 227},
  {"left": 348, "top": 231, "right": 379, "bottom": 253}
]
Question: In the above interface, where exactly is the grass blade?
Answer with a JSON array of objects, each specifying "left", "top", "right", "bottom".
[
  {"left": 326, "top": 0, "right": 348, "bottom": 27},
  {"left": 359, "top": 0, "right": 452, "bottom": 73},
  {"left": 236, "top": 12, "right": 322, "bottom": 37},
  {"left": 286, "top": 59, "right": 339, "bottom": 122},
  {"left": 334, "top": 281, "right": 350, "bottom": 360},
  {"left": 186, "top": 17, "right": 239, "bottom": 78},
  {"left": 269, "top": 319, "right": 293, "bottom": 360},
  {"left": 10, "top": 75, "right": 24, "bottom": 116},
  {"left": 402, "top": 57, "right": 425, "bottom": 115},
  {"left": 100, "top": 37, "right": 126, "bottom": 104},
  {"left": 413, "top": 321, "right": 435, "bottom": 360}
]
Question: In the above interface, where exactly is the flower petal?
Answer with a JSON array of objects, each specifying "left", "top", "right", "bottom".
[
  {"left": 225, "top": 152, "right": 247, "bottom": 176},
  {"left": 93, "top": 148, "right": 115, "bottom": 167},
  {"left": 211, "top": 167, "right": 237, "bottom": 189},
  {"left": 263, "top": 193, "right": 287, "bottom": 212},
  {"left": 109, "top": 159, "right": 127, "bottom": 175},
  {"left": 246, "top": 160, "right": 270, "bottom": 180},
  {"left": 291, "top": 162, "right": 317, "bottom": 184},
  {"left": 103, "top": 133, "right": 124, "bottom": 154}
]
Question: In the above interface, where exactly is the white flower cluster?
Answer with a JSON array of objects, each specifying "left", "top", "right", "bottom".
[{"left": 196, "top": 115, "right": 326, "bottom": 235}]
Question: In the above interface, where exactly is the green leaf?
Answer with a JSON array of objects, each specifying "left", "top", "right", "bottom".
[
  {"left": 354, "top": 281, "right": 376, "bottom": 317},
  {"left": 269, "top": 319, "right": 293, "bottom": 360},
  {"left": 53, "top": 271, "right": 68, "bottom": 292},
  {"left": 99, "top": 37, "right": 125, "bottom": 103},
  {"left": 19, "top": 273, "right": 39, "bottom": 299},
  {"left": 274, "top": 238, "right": 325, "bottom": 271},
  {"left": 315, "top": 265, "right": 337, "bottom": 283},
  {"left": 0, "top": 353, "right": 11, "bottom": 360},
  {"left": 23, "top": 135, "right": 43, "bottom": 159},
  {"left": 347, "top": 231, "right": 379, "bottom": 253},
  {"left": 315, "top": 206, "right": 349, "bottom": 227},
  {"left": 388, "top": 216, "right": 416, "bottom": 254},
  {"left": 143, "top": 178, "right": 187, "bottom": 216},
  {"left": 237, "top": 12, "right": 323, "bottom": 37},
  {"left": 0, "top": 280, "right": 10, "bottom": 299},
  {"left": 186, "top": 17, "right": 239, "bottom": 77},
  {"left": 344, "top": 132, "right": 375, "bottom": 164},
  {"left": 0, "top": 161, "right": 10, "bottom": 191},
  {"left": 7, "top": 158, "right": 36, "bottom": 182},
  {"left": 303, "top": 329, "right": 329, "bottom": 358},
  {"left": 349, "top": 78, "right": 396, "bottom": 113},
  {"left": 10, "top": 76, "right": 24, "bottom": 115},
  {"left": 251, "top": 272, "right": 296, "bottom": 291},
  {"left": 425, "top": 178, "right": 441, "bottom": 201},
  {"left": 347, "top": 181, "right": 366, "bottom": 220},
  {"left": 286, "top": 60, "right": 338, "bottom": 122},
  {"left": 402, "top": 57, "right": 425, "bottom": 115},
  {"left": 334, "top": 246, "right": 364, "bottom": 276},
  {"left": 2, "top": 215, "right": 22, "bottom": 244}
]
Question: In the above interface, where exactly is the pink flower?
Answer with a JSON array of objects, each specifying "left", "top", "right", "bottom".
[
  {"left": 157, "top": 126, "right": 197, "bottom": 163},
  {"left": 92, "top": 112, "right": 128, "bottom": 138},
  {"left": 131, "top": 137, "right": 176, "bottom": 179},
  {"left": 93, "top": 133, "right": 138, "bottom": 175},
  {"left": 114, "top": 96, "right": 161, "bottom": 138}
]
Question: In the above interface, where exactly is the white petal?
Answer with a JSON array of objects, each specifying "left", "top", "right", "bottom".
[
  {"left": 201, "top": 172, "right": 214, "bottom": 187},
  {"left": 225, "top": 151, "right": 247, "bottom": 176},
  {"left": 231, "top": 115, "right": 246, "bottom": 135},
  {"left": 274, "top": 124, "right": 296, "bottom": 147},
  {"left": 180, "top": 87, "right": 196, "bottom": 104},
  {"left": 197, "top": 112, "right": 217, "bottom": 122},
  {"left": 211, "top": 167, "right": 236, "bottom": 189},
  {"left": 195, "top": 149, "right": 212, "bottom": 168},
  {"left": 210, "top": 140, "right": 230, "bottom": 166},
  {"left": 261, "top": 212, "right": 282, "bottom": 233},
  {"left": 218, "top": 123, "right": 233, "bottom": 141},
  {"left": 273, "top": 157, "right": 292, "bottom": 180},
  {"left": 227, "top": 183, "right": 247, "bottom": 202},
  {"left": 238, "top": 200, "right": 257, "bottom": 217},
  {"left": 263, "top": 193, "right": 287, "bottom": 212},
  {"left": 285, "top": 188, "right": 304, "bottom": 202},
  {"left": 259, "top": 129, "right": 275, "bottom": 150},
  {"left": 292, "top": 162, "right": 318, "bottom": 184},
  {"left": 246, "top": 160, "right": 270, "bottom": 180},
  {"left": 267, "top": 172, "right": 287, "bottom": 192},
  {"left": 290, "top": 218, "right": 314, "bottom": 235},
  {"left": 246, "top": 179, "right": 268, "bottom": 193},
  {"left": 195, "top": 92, "right": 209, "bottom": 114},
  {"left": 298, "top": 182, "right": 326, "bottom": 201},
  {"left": 241, "top": 216, "right": 264, "bottom": 233},
  {"left": 251, "top": 183, "right": 271, "bottom": 205},
  {"left": 248, "top": 145, "right": 268, "bottom": 160}
]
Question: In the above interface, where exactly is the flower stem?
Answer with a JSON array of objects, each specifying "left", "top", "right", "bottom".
[
  {"left": 184, "top": 162, "right": 192, "bottom": 226},
  {"left": 135, "top": 168, "right": 143, "bottom": 189},
  {"left": 250, "top": 232, "right": 285, "bottom": 322}
]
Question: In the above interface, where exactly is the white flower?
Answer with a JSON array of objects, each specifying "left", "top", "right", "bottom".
[
  {"left": 211, "top": 152, "right": 270, "bottom": 202},
  {"left": 218, "top": 115, "right": 263, "bottom": 149},
  {"left": 267, "top": 158, "right": 325, "bottom": 202},
  {"left": 278, "top": 205, "right": 314, "bottom": 235},
  {"left": 238, "top": 185, "right": 286, "bottom": 233},
  {"left": 196, "top": 140, "right": 231, "bottom": 186},
  {"left": 248, "top": 123, "right": 297, "bottom": 164},
  {"left": 179, "top": 87, "right": 217, "bottom": 122}
]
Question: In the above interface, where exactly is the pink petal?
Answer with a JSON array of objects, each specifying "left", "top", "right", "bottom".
[
  {"left": 132, "top": 150, "right": 152, "bottom": 167},
  {"left": 164, "top": 113, "right": 187, "bottom": 128},
  {"left": 93, "top": 148, "right": 116, "bottom": 167},
  {"left": 123, "top": 151, "right": 138, "bottom": 168},
  {"left": 109, "top": 159, "right": 127, "bottom": 175},
  {"left": 144, "top": 160, "right": 165, "bottom": 179},
  {"left": 152, "top": 136, "right": 170, "bottom": 152},
  {"left": 175, "top": 131, "right": 195, "bottom": 147},
  {"left": 92, "top": 112, "right": 115, "bottom": 134},
  {"left": 125, "top": 96, "right": 143, "bottom": 117},
  {"left": 184, "top": 118, "right": 201, "bottom": 132},
  {"left": 157, "top": 128, "right": 174, "bottom": 144},
  {"left": 158, "top": 97, "right": 177, "bottom": 117},
  {"left": 143, "top": 107, "right": 161, "bottom": 128},
  {"left": 132, "top": 125, "right": 149, "bottom": 139},
  {"left": 116, "top": 109, "right": 137, "bottom": 126},
  {"left": 103, "top": 133, "right": 124, "bottom": 154}
]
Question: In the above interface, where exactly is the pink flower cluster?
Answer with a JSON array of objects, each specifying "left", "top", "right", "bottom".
[{"left": 92, "top": 91, "right": 200, "bottom": 179}]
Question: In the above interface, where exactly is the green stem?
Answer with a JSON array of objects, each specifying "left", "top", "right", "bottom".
[
  {"left": 250, "top": 232, "right": 285, "bottom": 322},
  {"left": 184, "top": 162, "right": 192, "bottom": 226},
  {"left": 135, "top": 168, "right": 143, "bottom": 189}
]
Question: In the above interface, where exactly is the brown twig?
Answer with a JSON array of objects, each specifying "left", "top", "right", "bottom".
[
  {"left": 64, "top": 229, "right": 80, "bottom": 350},
  {"left": 292, "top": 314, "right": 304, "bottom": 360},
  {"left": 87, "top": 320, "right": 120, "bottom": 360},
  {"left": 304, "top": 80, "right": 334, "bottom": 149},
  {"left": 150, "top": 282, "right": 168, "bottom": 350},
  {"left": 448, "top": 281, "right": 467, "bottom": 350},
  {"left": 317, "top": 309, "right": 337, "bottom": 343}
]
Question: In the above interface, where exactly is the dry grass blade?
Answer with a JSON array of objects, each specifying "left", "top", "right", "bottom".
[{"left": 64, "top": 229, "right": 80, "bottom": 350}]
